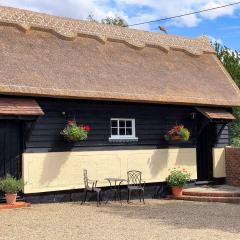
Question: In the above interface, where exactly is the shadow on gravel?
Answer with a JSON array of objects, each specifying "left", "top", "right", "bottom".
[{"left": 99, "top": 200, "right": 240, "bottom": 234}]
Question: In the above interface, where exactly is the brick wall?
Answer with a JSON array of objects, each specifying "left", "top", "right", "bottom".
[{"left": 225, "top": 147, "right": 240, "bottom": 187}]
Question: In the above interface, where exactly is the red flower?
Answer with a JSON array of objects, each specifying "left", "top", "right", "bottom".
[
  {"left": 79, "top": 125, "right": 91, "bottom": 132},
  {"left": 84, "top": 125, "right": 91, "bottom": 132},
  {"left": 175, "top": 126, "right": 180, "bottom": 133}
]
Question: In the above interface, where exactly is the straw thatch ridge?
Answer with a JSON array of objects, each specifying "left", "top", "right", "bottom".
[{"left": 0, "top": 5, "right": 215, "bottom": 56}]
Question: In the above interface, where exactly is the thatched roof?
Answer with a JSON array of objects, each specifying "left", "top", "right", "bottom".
[{"left": 0, "top": 5, "right": 240, "bottom": 107}]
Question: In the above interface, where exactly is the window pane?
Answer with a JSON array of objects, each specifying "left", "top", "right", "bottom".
[
  {"left": 126, "top": 120, "right": 132, "bottom": 127},
  {"left": 111, "top": 120, "right": 117, "bottom": 127},
  {"left": 119, "top": 128, "right": 125, "bottom": 135},
  {"left": 126, "top": 128, "right": 132, "bottom": 135},
  {"left": 111, "top": 128, "right": 118, "bottom": 135},
  {"left": 119, "top": 120, "right": 125, "bottom": 128}
]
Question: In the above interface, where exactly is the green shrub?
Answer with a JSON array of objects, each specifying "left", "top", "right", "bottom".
[
  {"left": 0, "top": 174, "right": 24, "bottom": 194},
  {"left": 166, "top": 169, "right": 191, "bottom": 188}
]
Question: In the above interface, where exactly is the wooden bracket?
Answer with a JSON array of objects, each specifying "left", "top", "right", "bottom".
[{"left": 216, "top": 122, "right": 228, "bottom": 142}]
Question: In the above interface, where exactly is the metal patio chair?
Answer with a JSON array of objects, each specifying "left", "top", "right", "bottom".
[
  {"left": 127, "top": 170, "right": 145, "bottom": 204},
  {"left": 81, "top": 169, "right": 101, "bottom": 206}
]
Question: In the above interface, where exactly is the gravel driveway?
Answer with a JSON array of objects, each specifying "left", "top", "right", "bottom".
[{"left": 0, "top": 199, "right": 239, "bottom": 240}]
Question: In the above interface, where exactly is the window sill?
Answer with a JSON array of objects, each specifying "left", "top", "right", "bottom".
[{"left": 108, "top": 137, "right": 138, "bottom": 143}]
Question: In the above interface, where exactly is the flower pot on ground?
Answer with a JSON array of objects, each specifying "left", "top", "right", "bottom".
[
  {"left": 166, "top": 168, "right": 191, "bottom": 197},
  {"left": 60, "top": 119, "right": 91, "bottom": 142},
  {"left": 5, "top": 193, "right": 17, "bottom": 205},
  {"left": 0, "top": 174, "right": 24, "bottom": 205},
  {"left": 164, "top": 125, "right": 190, "bottom": 142},
  {"left": 171, "top": 186, "right": 183, "bottom": 197}
]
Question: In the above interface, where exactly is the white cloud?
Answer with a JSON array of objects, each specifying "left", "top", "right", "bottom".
[
  {"left": 200, "top": 1, "right": 236, "bottom": 20},
  {"left": 0, "top": 0, "right": 239, "bottom": 30},
  {"left": 170, "top": 12, "right": 202, "bottom": 27},
  {"left": 209, "top": 35, "right": 223, "bottom": 44},
  {"left": 0, "top": 0, "right": 113, "bottom": 20}
]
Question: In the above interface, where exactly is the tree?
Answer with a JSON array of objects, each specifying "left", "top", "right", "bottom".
[
  {"left": 87, "top": 14, "right": 128, "bottom": 27},
  {"left": 101, "top": 16, "right": 128, "bottom": 27},
  {"left": 214, "top": 42, "right": 240, "bottom": 146},
  {"left": 86, "top": 13, "right": 98, "bottom": 23}
]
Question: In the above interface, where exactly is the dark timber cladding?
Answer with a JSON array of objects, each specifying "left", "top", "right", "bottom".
[
  {"left": 24, "top": 98, "right": 230, "bottom": 153},
  {"left": 24, "top": 98, "right": 197, "bottom": 153}
]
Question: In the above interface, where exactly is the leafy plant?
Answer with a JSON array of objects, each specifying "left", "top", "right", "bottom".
[
  {"left": 166, "top": 169, "right": 191, "bottom": 188},
  {"left": 101, "top": 16, "right": 128, "bottom": 27},
  {"left": 61, "top": 120, "right": 91, "bottom": 142},
  {"left": 0, "top": 174, "right": 24, "bottom": 194},
  {"left": 164, "top": 125, "right": 190, "bottom": 142},
  {"left": 87, "top": 14, "right": 128, "bottom": 27},
  {"left": 214, "top": 42, "right": 240, "bottom": 147},
  {"left": 180, "top": 127, "right": 190, "bottom": 141}
]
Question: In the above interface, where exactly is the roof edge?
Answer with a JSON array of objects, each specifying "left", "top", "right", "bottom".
[
  {"left": 0, "top": 86, "right": 239, "bottom": 108},
  {"left": 0, "top": 5, "right": 215, "bottom": 56}
]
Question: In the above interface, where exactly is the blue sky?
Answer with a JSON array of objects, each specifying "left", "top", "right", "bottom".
[{"left": 0, "top": 0, "right": 240, "bottom": 50}]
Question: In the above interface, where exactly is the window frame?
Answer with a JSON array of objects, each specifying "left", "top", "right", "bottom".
[{"left": 109, "top": 118, "right": 138, "bottom": 141}]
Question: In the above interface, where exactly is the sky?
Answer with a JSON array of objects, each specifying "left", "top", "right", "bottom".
[{"left": 0, "top": 0, "right": 240, "bottom": 50}]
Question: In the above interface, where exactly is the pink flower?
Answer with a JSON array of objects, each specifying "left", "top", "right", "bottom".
[{"left": 68, "top": 119, "right": 76, "bottom": 125}]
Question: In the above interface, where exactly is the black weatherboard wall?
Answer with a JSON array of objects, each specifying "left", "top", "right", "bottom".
[
  {"left": 24, "top": 98, "right": 230, "bottom": 153},
  {"left": 24, "top": 98, "right": 199, "bottom": 153},
  {"left": 215, "top": 125, "right": 230, "bottom": 147}
]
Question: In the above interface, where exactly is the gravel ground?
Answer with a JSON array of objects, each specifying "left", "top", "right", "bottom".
[{"left": 0, "top": 199, "right": 240, "bottom": 240}]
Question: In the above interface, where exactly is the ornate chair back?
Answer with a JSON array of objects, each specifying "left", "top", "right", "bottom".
[{"left": 127, "top": 170, "right": 142, "bottom": 187}]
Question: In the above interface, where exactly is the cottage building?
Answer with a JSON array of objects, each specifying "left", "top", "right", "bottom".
[{"left": 0, "top": 6, "right": 240, "bottom": 201}]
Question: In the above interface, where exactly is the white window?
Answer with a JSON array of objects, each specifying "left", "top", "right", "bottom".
[{"left": 109, "top": 118, "right": 138, "bottom": 141}]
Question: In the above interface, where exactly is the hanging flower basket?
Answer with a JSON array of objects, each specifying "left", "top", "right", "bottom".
[
  {"left": 164, "top": 124, "right": 190, "bottom": 142},
  {"left": 60, "top": 119, "right": 91, "bottom": 142}
]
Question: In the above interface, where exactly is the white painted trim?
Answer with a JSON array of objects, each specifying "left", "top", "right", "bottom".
[
  {"left": 109, "top": 136, "right": 138, "bottom": 140},
  {"left": 110, "top": 118, "right": 137, "bottom": 140}
]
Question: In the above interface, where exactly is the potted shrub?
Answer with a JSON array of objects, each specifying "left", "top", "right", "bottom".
[
  {"left": 166, "top": 168, "right": 191, "bottom": 197},
  {"left": 164, "top": 124, "right": 190, "bottom": 142},
  {"left": 0, "top": 174, "right": 24, "bottom": 205},
  {"left": 60, "top": 119, "right": 91, "bottom": 142}
]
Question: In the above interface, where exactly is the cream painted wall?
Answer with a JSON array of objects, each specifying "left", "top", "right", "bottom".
[
  {"left": 22, "top": 148, "right": 197, "bottom": 193},
  {"left": 212, "top": 148, "right": 226, "bottom": 178}
]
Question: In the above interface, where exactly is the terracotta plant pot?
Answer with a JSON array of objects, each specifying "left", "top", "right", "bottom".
[
  {"left": 5, "top": 193, "right": 17, "bottom": 205},
  {"left": 172, "top": 186, "right": 183, "bottom": 197}
]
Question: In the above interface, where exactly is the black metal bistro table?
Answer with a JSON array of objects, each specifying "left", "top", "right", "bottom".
[{"left": 105, "top": 177, "right": 126, "bottom": 204}]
